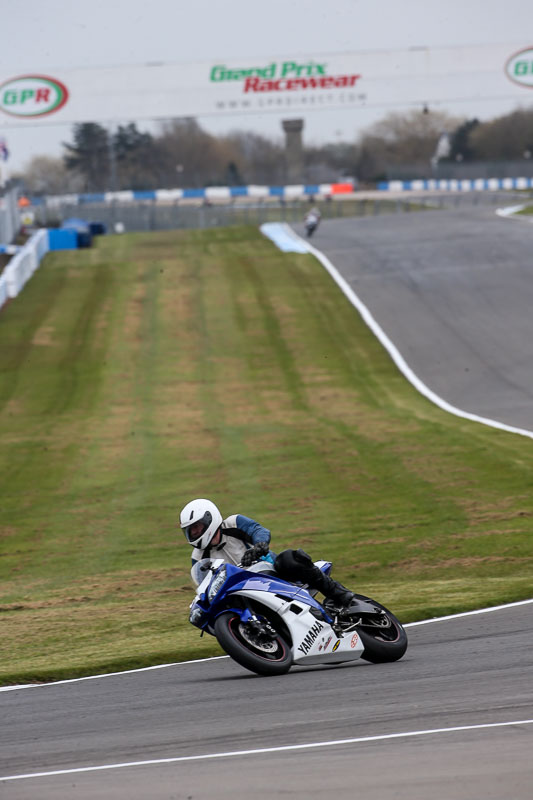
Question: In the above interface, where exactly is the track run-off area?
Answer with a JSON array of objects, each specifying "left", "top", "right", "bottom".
[{"left": 2, "top": 204, "right": 533, "bottom": 798}]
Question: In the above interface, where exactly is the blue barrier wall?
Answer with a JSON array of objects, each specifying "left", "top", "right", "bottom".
[{"left": 23, "top": 176, "right": 533, "bottom": 209}]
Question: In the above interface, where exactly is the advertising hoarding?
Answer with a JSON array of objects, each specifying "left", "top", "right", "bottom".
[{"left": 0, "top": 43, "right": 531, "bottom": 127}]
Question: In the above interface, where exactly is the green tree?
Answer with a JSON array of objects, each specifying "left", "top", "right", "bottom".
[
  {"left": 225, "top": 160, "right": 244, "bottom": 186},
  {"left": 63, "top": 123, "right": 110, "bottom": 192},
  {"left": 470, "top": 109, "right": 533, "bottom": 161},
  {"left": 112, "top": 123, "right": 157, "bottom": 189},
  {"left": 448, "top": 119, "right": 479, "bottom": 162}
]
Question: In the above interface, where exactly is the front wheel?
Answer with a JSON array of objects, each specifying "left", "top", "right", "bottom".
[
  {"left": 353, "top": 594, "right": 408, "bottom": 663},
  {"left": 214, "top": 611, "right": 293, "bottom": 676}
]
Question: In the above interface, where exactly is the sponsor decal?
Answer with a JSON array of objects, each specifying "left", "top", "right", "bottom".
[
  {"left": 0, "top": 75, "right": 69, "bottom": 118},
  {"left": 505, "top": 47, "right": 533, "bottom": 88},
  {"left": 297, "top": 621, "right": 324, "bottom": 655},
  {"left": 332, "top": 640, "right": 341, "bottom": 652},
  {"left": 351, "top": 633, "right": 359, "bottom": 648},
  {"left": 243, "top": 74, "right": 360, "bottom": 94},
  {"left": 210, "top": 59, "right": 361, "bottom": 95}
]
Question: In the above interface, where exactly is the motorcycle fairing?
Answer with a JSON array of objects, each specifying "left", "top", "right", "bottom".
[
  {"left": 190, "top": 561, "right": 364, "bottom": 664},
  {"left": 231, "top": 588, "right": 364, "bottom": 665},
  {"left": 189, "top": 562, "right": 331, "bottom": 632},
  {"left": 207, "top": 562, "right": 328, "bottom": 613}
]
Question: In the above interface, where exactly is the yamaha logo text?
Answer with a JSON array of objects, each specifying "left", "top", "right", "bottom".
[{"left": 297, "top": 621, "right": 324, "bottom": 655}]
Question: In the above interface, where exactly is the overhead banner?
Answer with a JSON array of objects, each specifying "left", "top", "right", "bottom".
[{"left": 0, "top": 43, "right": 531, "bottom": 127}]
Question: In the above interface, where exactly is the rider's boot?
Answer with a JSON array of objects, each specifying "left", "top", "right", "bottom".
[
  {"left": 274, "top": 549, "right": 355, "bottom": 611},
  {"left": 309, "top": 567, "right": 355, "bottom": 609}
]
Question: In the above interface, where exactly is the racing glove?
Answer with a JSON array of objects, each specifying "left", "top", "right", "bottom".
[{"left": 241, "top": 541, "right": 270, "bottom": 567}]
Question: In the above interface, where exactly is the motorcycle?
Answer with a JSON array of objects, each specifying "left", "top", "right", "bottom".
[
  {"left": 304, "top": 211, "right": 321, "bottom": 238},
  {"left": 188, "top": 557, "right": 408, "bottom": 676}
]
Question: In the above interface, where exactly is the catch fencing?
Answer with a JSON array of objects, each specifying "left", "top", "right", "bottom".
[{"left": 29, "top": 191, "right": 530, "bottom": 235}]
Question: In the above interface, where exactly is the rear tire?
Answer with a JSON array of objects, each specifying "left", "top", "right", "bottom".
[
  {"left": 352, "top": 594, "right": 408, "bottom": 663},
  {"left": 214, "top": 611, "right": 293, "bottom": 676}
]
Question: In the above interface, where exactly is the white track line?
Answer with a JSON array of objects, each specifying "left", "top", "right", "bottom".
[
  {"left": 0, "top": 656, "right": 229, "bottom": 692},
  {"left": 283, "top": 223, "right": 533, "bottom": 440},
  {"left": 1, "top": 598, "right": 532, "bottom": 693},
  {"left": 2, "top": 719, "right": 532, "bottom": 782}
]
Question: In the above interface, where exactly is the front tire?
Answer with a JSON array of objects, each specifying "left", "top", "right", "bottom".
[
  {"left": 214, "top": 610, "right": 293, "bottom": 676},
  {"left": 353, "top": 594, "right": 408, "bottom": 663}
]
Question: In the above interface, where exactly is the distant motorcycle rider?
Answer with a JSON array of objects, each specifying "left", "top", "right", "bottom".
[
  {"left": 304, "top": 206, "right": 321, "bottom": 238},
  {"left": 180, "top": 498, "right": 355, "bottom": 609}
]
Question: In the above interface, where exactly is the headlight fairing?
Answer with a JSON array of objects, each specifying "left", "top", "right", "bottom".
[{"left": 207, "top": 565, "right": 228, "bottom": 602}]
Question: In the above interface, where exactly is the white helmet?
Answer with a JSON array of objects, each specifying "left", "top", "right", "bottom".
[{"left": 180, "top": 498, "right": 223, "bottom": 550}]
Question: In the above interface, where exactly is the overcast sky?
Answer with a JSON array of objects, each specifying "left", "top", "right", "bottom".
[{"left": 1, "top": 0, "right": 532, "bottom": 172}]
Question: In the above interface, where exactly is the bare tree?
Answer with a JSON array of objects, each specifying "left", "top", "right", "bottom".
[
  {"left": 356, "top": 109, "right": 464, "bottom": 179},
  {"left": 221, "top": 131, "right": 285, "bottom": 185},
  {"left": 15, "top": 155, "right": 83, "bottom": 195},
  {"left": 303, "top": 141, "right": 359, "bottom": 184},
  {"left": 154, "top": 119, "right": 240, "bottom": 187}
]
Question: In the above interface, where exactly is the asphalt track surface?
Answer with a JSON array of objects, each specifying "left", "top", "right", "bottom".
[
  {"left": 298, "top": 207, "right": 533, "bottom": 432},
  {"left": 2, "top": 205, "right": 533, "bottom": 798},
  {"left": 1, "top": 604, "right": 532, "bottom": 799}
]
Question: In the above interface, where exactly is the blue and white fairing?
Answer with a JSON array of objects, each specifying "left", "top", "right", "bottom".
[
  {"left": 189, "top": 559, "right": 329, "bottom": 625},
  {"left": 189, "top": 559, "right": 365, "bottom": 666}
]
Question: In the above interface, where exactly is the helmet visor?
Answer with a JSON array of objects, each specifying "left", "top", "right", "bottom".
[
  {"left": 185, "top": 522, "right": 206, "bottom": 543},
  {"left": 183, "top": 510, "right": 213, "bottom": 544}
]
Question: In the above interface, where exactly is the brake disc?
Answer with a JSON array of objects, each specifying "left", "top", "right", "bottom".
[{"left": 238, "top": 622, "right": 278, "bottom": 653}]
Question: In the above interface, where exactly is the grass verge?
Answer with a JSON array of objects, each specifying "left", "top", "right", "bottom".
[{"left": 1, "top": 225, "right": 532, "bottom": 684}]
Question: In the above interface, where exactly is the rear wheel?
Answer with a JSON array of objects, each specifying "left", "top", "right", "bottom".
[
  {"left": 214, "top": 611, "right": 293, "bottom": 676},
  {"left": 352, "top": 594, "right": 408, "bottom": 663}
]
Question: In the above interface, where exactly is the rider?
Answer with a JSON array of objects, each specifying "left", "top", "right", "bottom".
[
  {"left": 180, "top": 498, "right": 355, "bottom": 609},
  {"left": 304, "top": 206, "right": 321, "bottom": 236}
]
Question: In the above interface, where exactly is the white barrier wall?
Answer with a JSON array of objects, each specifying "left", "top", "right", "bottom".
[{"left": 0, "top": 229, "right": 49, "bottom": 310}]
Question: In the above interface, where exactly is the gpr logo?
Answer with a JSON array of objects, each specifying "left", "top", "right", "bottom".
[
  {"left": 0, "top": 75, "right": 69, "bottom": 117},
  {"left": 505, "top": 47, "right": 533, "bottom": 88}
]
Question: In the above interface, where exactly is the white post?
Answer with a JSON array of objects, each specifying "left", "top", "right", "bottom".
[{"left": 0, "top": 137, "right": 8, "bottom": 188}]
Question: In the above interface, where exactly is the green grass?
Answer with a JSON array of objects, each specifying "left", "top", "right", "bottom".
[{"left": 1, "top": 226, "right": 532, "bottom": 684}]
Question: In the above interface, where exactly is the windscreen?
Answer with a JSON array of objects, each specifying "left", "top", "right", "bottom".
[{"left": 190, "top": 558, "right": 213, "bottom": 587}]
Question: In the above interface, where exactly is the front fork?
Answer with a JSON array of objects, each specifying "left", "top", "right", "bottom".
[{"left": 216, "top": 600, "right": 278, "bottom": 639}]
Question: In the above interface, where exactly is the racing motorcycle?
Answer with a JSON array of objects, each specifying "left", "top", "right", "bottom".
[
  {"left": 304, "top": 209, "right": 321, "bottom": 237},
  {"left": 189, "top": 557, "right": 408, "bottom": 676}
]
